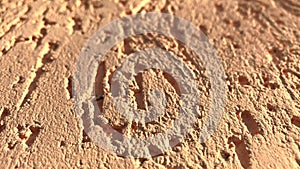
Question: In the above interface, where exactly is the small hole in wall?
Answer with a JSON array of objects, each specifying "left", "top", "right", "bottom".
[
  {"left": 60, "top": 141, "right": 66, "bottom": 147},
  {"left": 82, "top": 130, "right": 91, "bottom": 143},
  {"left": 25, "top": 126, "right": 42, "bottom": 146},
  {"left": 199, "top": 25, "right": 208, "bottom": 35},
  {"left": 40, "top": 28, "right": 47, "bottom": 36},
  {"left": 18, "top": 76, "right": 26, "bottom": 84},
  {"left": 8, "top": 142, "right": 17, "bottom": 150},
  {"left": 291, "top": 116, "right": 300, "bottom": 128},
  {"left": 267, "top": 103, "right": 276, "bottom": 112},
  {"left": 221, "top": 150, "right": 231, "bottom": 161},
  {"left": 238, "top": 75, "right": 250, "bottom": 85}
]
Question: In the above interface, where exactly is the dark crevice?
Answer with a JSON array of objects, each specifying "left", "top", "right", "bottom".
[
  {"left": 133, "top": 72, "right": 147, "bottom": 110},
  {"left": 296, "top": 158, "right": 300, "bottom": 166},
  {"left": 228, "top": 136, "right": 251, "bottom": 168},
  {"left": 0, "top": 108, "right": 10, "bottom": 133},
  {"left": 20, "top": 41, "right": 58, "bottom": 107},
  {"left": 291, "top": 116, "right": 300, "bottom": 128},
  {"left": 238, "top": 75, "right": 250, "bottom": 86},
  {"left": 25, "top": 126, "right": 42, "bottom": 146},
  {"left": 237, "top": 110, "right": 260, "bottom": 135},
  {"left": 163, "top": 71, "right": 181, "bottom": 95},
  {"left": 72, "top": 17, "right": 83, "bottom": 31},
  {"left": 67, "top": 76, "right": 73, "bottom": 99},
  {"left": 82, "top": 130, "right": 91, "bottom": 143},
  {"left": 8, "top": 142, "right": 17, "bottom": 150},
  {"left": 43, "top": 17, "right": 57, "bottom": 26},
  {"left": 20, "top": 67, "right": 45, "bottom": 107},
  {"left": 95, "top": 61, "right": 106, "bottom": 112},
  {"left": 34, "top": 28, "right": 47, "bottom": 49}
]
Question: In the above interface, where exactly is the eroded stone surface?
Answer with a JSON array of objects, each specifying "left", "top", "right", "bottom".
[{"left": 0, "top": 0, "right": 299, "bottom": 168}]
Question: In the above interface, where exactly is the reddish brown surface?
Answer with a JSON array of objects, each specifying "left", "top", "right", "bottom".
[{"left": 0, "top": 0, "right": 299, "bottom": 168}]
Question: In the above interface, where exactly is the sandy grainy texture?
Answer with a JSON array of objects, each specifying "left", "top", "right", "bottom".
[{"left": 0, "top": 0, "right": 299, "bottom": 168}]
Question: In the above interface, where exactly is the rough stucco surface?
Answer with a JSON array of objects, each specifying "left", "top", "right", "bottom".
[{"left": 0, "top": 0, "right": 299, "bottom": 168}]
